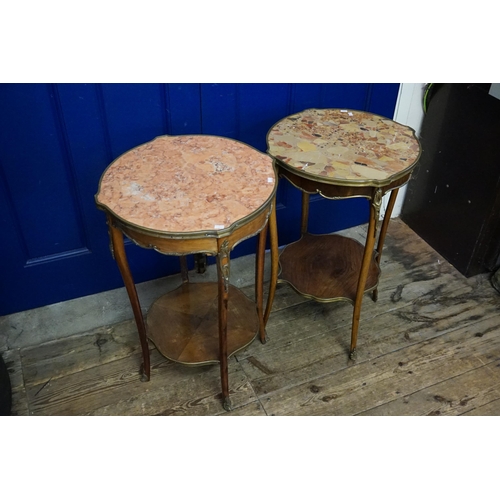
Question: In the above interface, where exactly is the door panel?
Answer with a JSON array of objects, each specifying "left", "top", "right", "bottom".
[
  {"left": 99, "top": 84, "right": 167, "bottom": 159},
  {"left": 0, "top": 84, "right": 88, "bottom": 261},
  {"left": 0, "top": 83, "right": 399, "bottom": 315}
]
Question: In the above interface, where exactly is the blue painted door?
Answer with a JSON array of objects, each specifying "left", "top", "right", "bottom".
[{"left": 0, "top": 83, "right": 399, "bottom": 315}]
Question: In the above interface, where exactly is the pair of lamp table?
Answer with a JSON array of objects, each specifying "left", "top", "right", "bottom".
[{"left": 95, "top": 109, "right": 420, "bottom": 411}]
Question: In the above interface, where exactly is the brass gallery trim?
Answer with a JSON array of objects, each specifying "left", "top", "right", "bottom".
[
  {"left": 113, "top": 204, "right": 273, "bottom": 258},
  {"left": 273, "top": 156, "right": 420, "bottom": 189},
  {"left": 266, "top": 107, "right": 422, "bottom": 189},
  {"left": 276, "top": 277, "right": 380, "bottom": 305},
  {"left": 95, "top": 134, "right": 278, "bottom": 240},
  {"left": 96, "top": 192, "right": 275, "bottom": 241}
]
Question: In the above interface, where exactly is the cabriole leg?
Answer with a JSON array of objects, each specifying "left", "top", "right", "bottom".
[
  {"left": 264, "top": 201, "right": 278, "bottom": 326},
  {"left": 217, "top": 239, "right": 232, "bottom": 411},
  {"left": 301, "top": 191, "right": 310, "bottom": 235},
  {"left": 350, "top": 190, "right": 381, "bottom": 359},
  {"left": 372, "top": 188, "right": 399, "bottom": 302},
  {"left": 107, "top": 215, "right": 150, "bottom": 381},
  {"left": 256, "top": 225, "right": 267, "bottom": 343},
  {"left": 180, "top": 255, "right": 189, "bottom": 283}
]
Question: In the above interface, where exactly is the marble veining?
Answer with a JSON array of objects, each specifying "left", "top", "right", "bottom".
[
  {"left": 267, "top": 108, "right": 420, "bottom": 182},
  {"left": 96, "top": 135, "right": 276, "bottom": 233}
]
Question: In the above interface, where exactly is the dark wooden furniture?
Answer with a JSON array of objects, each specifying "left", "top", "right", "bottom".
[
  {"left": 95, "top": 134, "right": 278, "bottom": 411},
  {"left": 267, "top": 108, "right": 421, "bottom": 358},
  {"left": 401, "top": 83, "right": 500, "bottom": 277}
]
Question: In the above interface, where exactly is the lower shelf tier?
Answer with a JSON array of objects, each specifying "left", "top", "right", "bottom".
[
  {"left": 278, "top": 233, "right": 380, "bottom": 302},
  {"left": 146, "top": 282, "right": 259, "bottom": 365}
]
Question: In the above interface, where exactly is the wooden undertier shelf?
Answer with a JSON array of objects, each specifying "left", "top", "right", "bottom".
[
  {"left": 146, "top": 282, "right": 259, "bottom": 365},
  {"left": 278, "top": 233, "right": 380, "bottom": 302}
]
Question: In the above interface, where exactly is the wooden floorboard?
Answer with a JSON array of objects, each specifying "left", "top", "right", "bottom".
[
  {"left": 257, "top": 313, "right": 500, "bottom": 416},
  {"left": 360, "top": 360, "right": 500, "bottom": 416},
  {"left": 3, "top": 219, "right": 500, "bottom": 416}
]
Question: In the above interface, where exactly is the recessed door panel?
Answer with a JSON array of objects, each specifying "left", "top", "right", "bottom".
[
  {"left": 0, "top": 83, "right": 399, "bottom": 315},
  {"left": 0, "top": 84, "right": 87, "bottom": 261}
]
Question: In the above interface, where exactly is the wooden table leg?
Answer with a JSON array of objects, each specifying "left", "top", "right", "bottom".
[
  {"left": 301, "top": 191, "right": 310, "bottom": 235},
  {"left": 256, "top": 225, "right": 267, "bottom": 343},
  {"left": 350, "top": 190, "right": 382, "bottom": 360},
  {"left": 372, "top": 188, "right": 399, "bottom": 302},
  {"left": 107, "top": 216, "right": 150, "bottom": 381},
  {"left": 264, "top": 201, "right": 278, "bottom": 326},
  {"left": 179, "top": 255, "right": 189, "bottom": 283},
  {"left": 217, "top": 239, "right": 231, "bottom": 411}
]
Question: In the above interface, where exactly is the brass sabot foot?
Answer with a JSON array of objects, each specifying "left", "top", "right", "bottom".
[
  {"left": 140, "top": 364, "right": 150, "bottom": 382},
  {"left": 223, "top": 397, "right": 233, "bottom": 412}
]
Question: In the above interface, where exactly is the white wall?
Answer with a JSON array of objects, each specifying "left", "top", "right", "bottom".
[
  {"left": 380, "top": 83, "right": 425, "bottom": 218},
  {"left": 489, "top": 83, "right": 500, "bottom": 100}
]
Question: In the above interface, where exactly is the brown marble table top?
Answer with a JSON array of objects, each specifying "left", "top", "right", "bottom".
[
  {"left": 96, "top": 135, "right": 276, "bottom": 235},
  {"left": 267, "top": 108, "right": 421, "bottom": 186}
]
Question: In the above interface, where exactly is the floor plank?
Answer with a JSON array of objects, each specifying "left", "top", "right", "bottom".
[
  {"left": 2, "top": 349, "right": 29, "bottom": 416},
  {"left": 20, "top": 320, "right": 141, "bottom": 386},
  {"left": 360, "top": 361, "right": 500, "bottom": 416},
  {"left": 4, "top": 218, "right": 500, "bottom": 416},
  {"left": 462, "top": 396, "right": 500, "bottom": 416},
  {"left": 237, "top": 276, "right": 499, "bottom": 399},
  {"left": 26, "top": 349, "right": 258, "bottom": 416},
  {"left": 258, "top": 314, "right": 500, "bottom": 416}
]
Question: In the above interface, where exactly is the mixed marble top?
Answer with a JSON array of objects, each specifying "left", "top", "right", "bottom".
[
  {"left": 267, "top": 108, "right": 420, "bottom": 183},
  {"left": 96, "top": 135, "right": 276, "bottom": 234}
]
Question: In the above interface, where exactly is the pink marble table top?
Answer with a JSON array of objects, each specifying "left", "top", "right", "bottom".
[
  {"left": 267, "top": 108, "right": 421, "bottom": 185},
  {"left": 96, "top": 135, "right": 276, "bottom": 234}
]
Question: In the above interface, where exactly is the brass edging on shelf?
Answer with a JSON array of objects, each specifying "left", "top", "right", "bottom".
[
  {"left": 277, "top": 232, "right": 382, "bottom": 304},
  {"left": 146, "top": 282, "right": 260, "bottom": 366},
  {"left": 147, "top": 330, "right": 259, "bottom": 367},
  {"left": 276, "top": 277, "right": 380, "bottom": 305}
]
